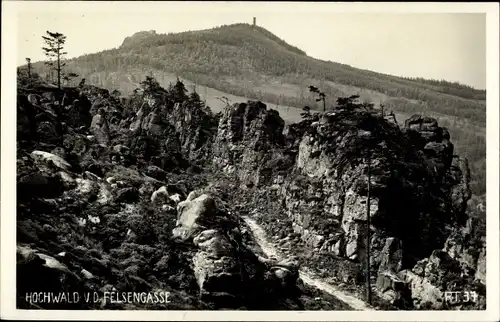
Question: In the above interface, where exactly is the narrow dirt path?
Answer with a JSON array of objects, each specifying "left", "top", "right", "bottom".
[{"left": 242, "top": 216, "right": 374, "bottom": 311}]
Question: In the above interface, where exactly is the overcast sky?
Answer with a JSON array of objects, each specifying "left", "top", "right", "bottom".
[{"left": 15, "top": 2, "right": 487, "bottom": 89}]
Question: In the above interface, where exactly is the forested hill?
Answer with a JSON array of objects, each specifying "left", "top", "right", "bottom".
[
  {"left": 27, "top": 23, "right": 486, "bottom": 196},
  {"left": 33, "top": 23, "right": 485, "bottom": 118}
]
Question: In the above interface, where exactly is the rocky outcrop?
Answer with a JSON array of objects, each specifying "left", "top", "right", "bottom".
[
  {"left": 90, "top": 111, "right": 111, "bottom": 146},
  {"left": 16, "top": 135, "right": 209, "bottom": 309},
  {"left": 125, "top": 106, "right": 186, "bottom": 171},
  {"left": 212, "top": 101, "right": 478, "bottom": 309},
  {"left": 171, "top": 190, "right": 303, "bottom": 309},
  {"left": 395, "top": 230, "right": 486, "bottom": 310},
  {"left": 173, "top": 193, "right": 222, "bottom": 241},
  {"left": 168, "top": 99, "right": 220, "bottom": 164},
  {"left": 17, "top": 87, "right": 93, "bottom": 150},
  {"left": 30, "top": 150, "right": 71, "bottom": 171},
  {"left": 212, "top": 101, "right": 285, "bottom": 186},
  {"left": 215, "top": 104, "right": 469, "bottom": 260},
  {"left": 123, "top": 93, "right": 220, "bottom": 171}
]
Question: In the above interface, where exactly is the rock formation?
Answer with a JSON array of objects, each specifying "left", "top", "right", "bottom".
[
  {"left": 16, "top": 79, "right": 484, "bottom": 310},
  {"left": 15, "top": 84, "right": 313, "bottom": 310},
  {"left": 212, "top": 101, "right": 285, "bottom": 186},
  {"left": 90, "top": 109, "right": 111, "bottom": 146},
  {"left": 211, "top": 101, "right": 481, "bottom": 309}
]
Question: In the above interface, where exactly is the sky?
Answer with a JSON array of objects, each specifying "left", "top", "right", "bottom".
[{"left": 14, "top": 2, "right": 487, "bottom": 89}]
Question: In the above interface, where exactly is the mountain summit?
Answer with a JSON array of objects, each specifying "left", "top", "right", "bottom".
[
  {"left": 120, "top": 24, "right": 307, "bottom": 56},
  {"left": 121, "top": 30, "right": 158, "bottom": 48}
]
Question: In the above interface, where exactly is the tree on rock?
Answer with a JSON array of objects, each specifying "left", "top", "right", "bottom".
[
  {"left": 42, "top": 31, "right": 67, "bottom": 90},
  {"left": 140, "top": 75, "right": 163, "bottom": 94},
  {"left": 300, "top": 106, "right": 311, "bottom": 120},
  {"left": 336, "top": 95, "right": 361, "bottom": 110},
  {"left": 188, "top": 91, "right": 205, "bottom": 110},
  {"left": 139, "top": 75, "right": 168, "bottom": 107},
  {"left": 309, "top": 85, "right": 326, "bottom": 112},
  {"left": 173, "top": 77, "right": 188, "bottom": 103},
  {"left": 189, "top": 90, "right": 201, "bottom": 103}
]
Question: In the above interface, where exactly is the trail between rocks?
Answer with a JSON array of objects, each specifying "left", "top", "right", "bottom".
[{"left": 242, "top": 216, "right": 374, "bottom": 311}]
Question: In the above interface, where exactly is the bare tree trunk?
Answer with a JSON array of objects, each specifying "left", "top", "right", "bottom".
[
  {"left": 366, "top": 154, "right": 372, "bottom": 304},
  {"left": 57, "top": 44, "right": 61, "bottom": 90}
]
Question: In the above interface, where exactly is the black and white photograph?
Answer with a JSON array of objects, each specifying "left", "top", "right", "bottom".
[{"left": 1, "top": 1, "right": 499, "bottom": 321}]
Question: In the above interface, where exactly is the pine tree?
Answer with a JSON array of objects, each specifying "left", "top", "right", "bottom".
[
  {"left": 189, "top": 91, "right": 201, "bottom": 104},
  {"left": 140, "top": 75, "right": 162, "bottom": 95},
  {"left": 300, "top": 105, "right": 311, "bottom": 120},
  {"left": 330, "top": 98, "right": 385, "bottom": 305},
  {"left": 42, "top": 31, "right": 67, "bottom": 90},
  {"left": 173, "top": 77, "right": 188, "bottom": 103},
  {"left": 309, "top": 85, "right": 326, "bottom": 112}
]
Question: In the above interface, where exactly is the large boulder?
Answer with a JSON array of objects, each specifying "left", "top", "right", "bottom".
[
  {"left": 192, "top": 229, "right": 241, "bottom": 301},
  {"left": 151, "top": 186, "right": 169, "bottom": 204},
  {"left": 172, "top": 194, "right": 218, "bottom": 241},
  {"left": 90, "top": 112, "right": 110, "bottom": 146},
  {"left": 172, "top": 191, "right": 274, "bottom": 308},
  {"left": 18, "top": 171, "right": 65, "bottom": 200},
  {"left": 31, "top": 150, "right": 71, "bottom": 171},
  {"left": 63, "top": 133, "right": 90, "bottom": 157},
  {"left": 268, "top": 258, "right": 300, "bottom": 290},
  {"left": 398, "top": 270, "right": 443, "bottom": 309},
  {"left": 17, "top": 245, "right": 85, "bottom": 309}
]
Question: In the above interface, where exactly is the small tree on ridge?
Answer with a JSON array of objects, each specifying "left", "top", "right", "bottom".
[
  {"left": 309, "top": 85, "right": 326, "bottom": 112},
  {"left": 42, "top": 31, "right": 67, "bottom": 90}
]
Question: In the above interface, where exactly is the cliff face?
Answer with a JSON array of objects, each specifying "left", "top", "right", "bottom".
[
  {"left": 211, "top": 101, "right": 482, "bottom": 309},
  {"left": 212, "top": 101, "right": 286, "bottom": 187},
  {"left": 212, "top": 103, "right": 470, "bottom": 262}
]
